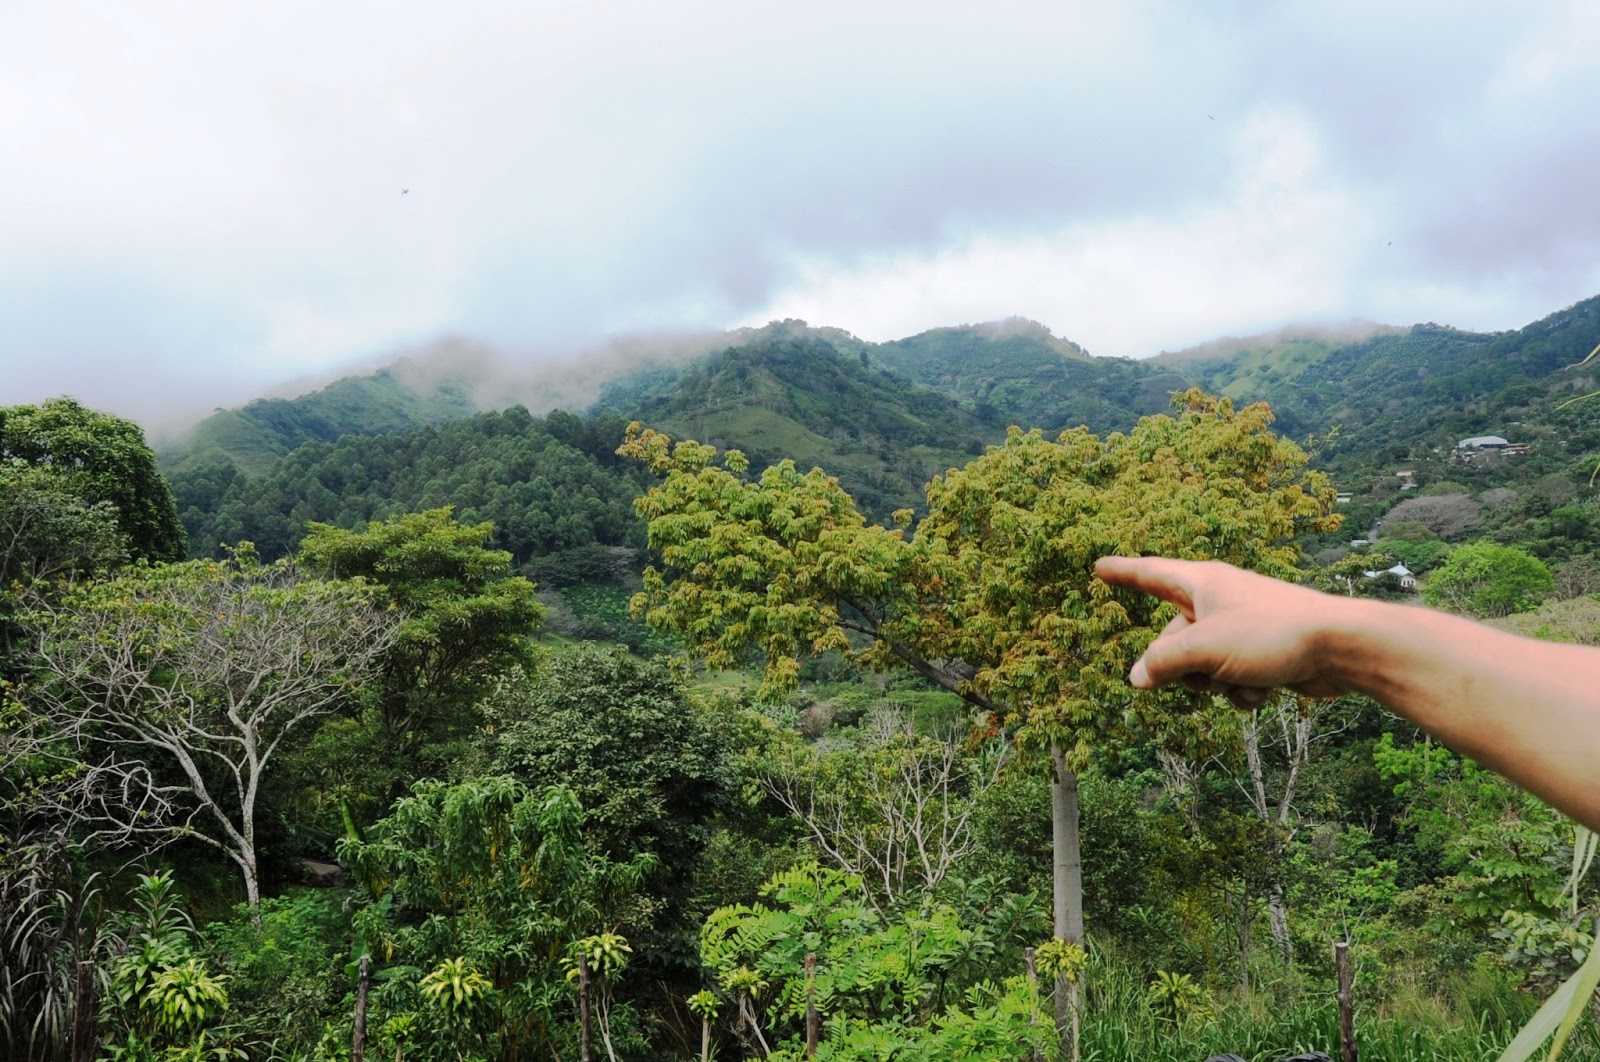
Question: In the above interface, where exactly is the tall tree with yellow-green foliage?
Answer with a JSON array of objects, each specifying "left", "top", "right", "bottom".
[{"left": 620, "top": 391, "right": 1336, "bottom": 1054}]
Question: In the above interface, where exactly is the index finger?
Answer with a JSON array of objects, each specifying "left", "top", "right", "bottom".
[{"left": 1094, "top": 556, "right": 1200, "bottom": 614}]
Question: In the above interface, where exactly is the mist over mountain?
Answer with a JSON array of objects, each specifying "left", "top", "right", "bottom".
[
  {"left": 160, "top": 290, "right": 1600, "bottom": 487},
  {"left": 150, "top": 289, "right": 1600, "bottom": 595}
]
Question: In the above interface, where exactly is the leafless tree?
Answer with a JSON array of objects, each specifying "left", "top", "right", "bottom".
[
  {"left": 1552, "top": 554, "right": 1600, "bottom": 601},
  {"left": 1377, "top": 493, "right": 1483, "bottom": 540},
  {"left": 1480, "top": 487, "right": 1520, "bottom": 512},
  {"left": 19, "top": 560, "right": 397, "bottom": 918},
  {"left": 760, "top": 706, "right": 1005, "bottom": 911},
  {"left": 1238, "top": 693, "right": 1350, "bottom": 964}
]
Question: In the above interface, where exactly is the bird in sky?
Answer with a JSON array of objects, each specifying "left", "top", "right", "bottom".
[{"left": 401, "top": 188, "right": 410, "bottom": 195}]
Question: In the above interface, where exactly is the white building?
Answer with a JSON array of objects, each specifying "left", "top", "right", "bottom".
[{"left": 1363, "top": 562, "right": 1418, "bottom": 590}]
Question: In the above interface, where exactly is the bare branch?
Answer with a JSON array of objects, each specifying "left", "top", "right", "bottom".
[
  {"left": 14, "top": 560, "right": 399, "bottom": 909},
  {"left": 759, "top": 705, "right": 1006, "bottom": 911}
]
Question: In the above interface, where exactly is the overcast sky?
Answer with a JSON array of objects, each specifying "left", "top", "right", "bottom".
[{"left": 6, "top": 1, "right": 1600, "bottom": 434}]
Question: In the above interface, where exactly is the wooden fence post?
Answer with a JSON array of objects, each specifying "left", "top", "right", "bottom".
[
  {"left": 579, "top": 953, "right": 593, "bottom": 1062},
  {"left": 1025, "top": 947, "right": 1043, "bottom": 1062},
  {"left": 1335, "top": 940, "right": 1356, "bottom": 1062},
  {"left": 805, "top": 952, "right": 819, "bottom": 1059},
  {"left": 69, "top": 960, "right": 96, "bottom": 1062},
  {"left": 352, "top": 954, "right": 370, "bottom": 1062}
]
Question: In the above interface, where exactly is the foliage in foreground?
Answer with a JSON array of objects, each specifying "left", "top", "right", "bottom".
[{"left": 338, "top": 777, "right": 656, "bottom": 1061}]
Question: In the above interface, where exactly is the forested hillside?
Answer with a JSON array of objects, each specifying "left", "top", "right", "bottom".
[
  {"left": 170, "top": 407, "right": 645, "bottom": 572},
  {"left": 163, "top": 368, "right": 481, "bottom": 478},
  {"left": 870, "top": 317, "right": 1188, "bottom": 433},
  {"left": 11, "top": 293, "right": 1600, "bottom": 1061}
]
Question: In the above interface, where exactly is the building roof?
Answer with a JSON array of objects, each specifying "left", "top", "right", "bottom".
[
  {"left": 1364, "top": 563, "right": 1415, "bottom": 579},
  {"left": 1458, "top": 435, "right": 1510, "bottom": 448}
]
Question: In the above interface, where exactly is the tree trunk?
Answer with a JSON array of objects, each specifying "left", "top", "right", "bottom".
[
  {"left": 579, "top": 954, "right": 593, "bottom": 1062},
  {"left": 1051, "top": 747, "right": 1083, "bottom": 1062},
  {"left": 70, "top": 960, "right": 96, "bottom": 1062},
  {"left": 1335, "top": 940, "right": 1357, "bottom": 1062},
  {"left": 1268, "top": 880, "right": 1291, "bottom": 965},
  {"left": 239, "top": 848, "right": 262, "bottom": 924},
  {"left": 352, "top": 954, "right": 370, "bottom": 1062},
  {"left": 1244, "top": 707, "right": 1293, "bottom": 965},
  {"left": 1237, "top": 884, "right": 1251, "bottom": 992}
]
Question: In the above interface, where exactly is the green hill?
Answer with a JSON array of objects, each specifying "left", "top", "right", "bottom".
[
  {"left": 162, "top": 295, "right": 1600, "bottom": 576},
  {"left": 599, "top": 320, "right": 997, "bottom": 520},
  {"left": 869, "top": 318, "right": 1186, "bottom": 434},
  {"left": 1146, "top": 325, "right": 1400, "bottom": 426},
  {"left": 161, "top": 367, "right": 481, "bottom": 477},
  {"left": 170, "top": 406, "right": 646, "bottom": 570}
]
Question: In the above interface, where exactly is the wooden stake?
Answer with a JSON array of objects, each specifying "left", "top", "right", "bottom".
[
  {"left": 579, "top": 954, "right": 593, "bottom": 1062},
  {"left": 1335, "top": 940, "right": 1356, "bottom": 1062},
  {"left": 69, "top": 960, "right": 96, "bottom": 1062},
  {"left": 1025, "top": 947, "right": 1043, "bottom": 1062},
  {"left": 805, "top": 952, "right": 819, "bottom": 1058},
  {"left": 352, "top": 954, "right": 370, "bottom": 1062},
  {"left": 1068, "top": 978, "right": 1081, "bottom": 1062}
]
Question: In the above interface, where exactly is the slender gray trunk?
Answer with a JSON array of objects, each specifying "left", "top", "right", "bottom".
[
  {"left": 1237, "top": 884, "right": 1251, "bottom": 992},
  {"left": 237, "top": 843, "right": 262, "bottom": 925},
  {"left": 1244, "top": 701, "right": 1309, "bottom": 966},
  {"left": 1051, "top": 747, "right": 1082, "bottom": 1061},
  {"left": 1267, "top": 881, "right": 1291, "bottom": 965}
]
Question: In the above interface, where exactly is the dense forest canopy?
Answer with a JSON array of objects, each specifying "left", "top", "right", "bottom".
[{"left": 9, "top": 292, "right": 1600, "bottom": 1061}]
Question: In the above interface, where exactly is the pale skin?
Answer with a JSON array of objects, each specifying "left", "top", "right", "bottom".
[{"left": 1094, "top": 555, "right": 1600, "bottom": 833}]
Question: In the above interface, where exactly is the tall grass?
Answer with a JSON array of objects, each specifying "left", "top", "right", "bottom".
[{"left": 1076, "top": 948, "right": 1600, "bottom": 1061}]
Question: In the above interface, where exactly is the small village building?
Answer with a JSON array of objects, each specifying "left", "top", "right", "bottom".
[
  {"left": 1457, "top": 435, "right": 1510, "bottom": 450},
  {"left": 1363, "top": 562, "right": 1418, "bottom": 590}
]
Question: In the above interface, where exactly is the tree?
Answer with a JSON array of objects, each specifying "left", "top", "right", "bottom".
[
  {"left": 1423, "top": 541, "right": 1553, "bottom": 618},
  {"left": 19, "top": 551, "right": 397, "bottom": 912},
  {"left": 0, "top": 461, "right": 127, "bottom": 666},
  {"left": 621, "top": 392, "right": 1336, "bottom": 1053},
  {"left": 1491, "top": 596, "right": 1600, "bottom": 646},
  {"left": 298, "top": 508, "right": 543, "bottom": 753},
  {"left": 755, "top": 705, "right": 1005, "bottom": 912},
  {"left": 339, "top": 777, "right": 655, "bottom": 1060},
  {"left": 1380, "top": 537, "right": 1454, "bottom": 574},
  {"left": 485, "top": 645, "right": 732, "bottom": 953},
  {"left": 1237, "top": 692, "right": 1350, "bottom": 965},
  {"left": 698, "top": 863, "right": 1054, "bottom": 1061},
  {"left": 0, "top": 399, "right": 185, "bottom": 563},
  {"left": 1377, "top": 493, "right": 1483, "bottom": 541}
]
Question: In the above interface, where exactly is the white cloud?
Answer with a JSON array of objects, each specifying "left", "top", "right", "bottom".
[
  {"left": 750, "top": 106, "right": 1369, "bottom": 354},
  {"left": 4, "top": 1, "right": 1600, "bottom": 428}
]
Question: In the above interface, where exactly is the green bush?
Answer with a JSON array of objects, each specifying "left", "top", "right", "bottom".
[{"left": 205, "top": 890, "right": 349, "bottom": 1050}]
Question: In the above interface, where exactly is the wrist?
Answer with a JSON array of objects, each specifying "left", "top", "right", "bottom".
[{"left": 1316, "top": 595, "right": 1404, "bottom": 699}]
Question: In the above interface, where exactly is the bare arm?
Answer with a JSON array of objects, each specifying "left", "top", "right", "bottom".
[{"left": 1095, "top": 555, "right": 1600, "bottom": 832}]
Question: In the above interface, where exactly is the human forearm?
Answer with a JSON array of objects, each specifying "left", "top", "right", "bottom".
[
  {"left": 1098, "top": 554, "right": 1600, "bottom": 831},
  {"left": 1327, "top": 598, "right": 1600, "bottom": 830}
]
